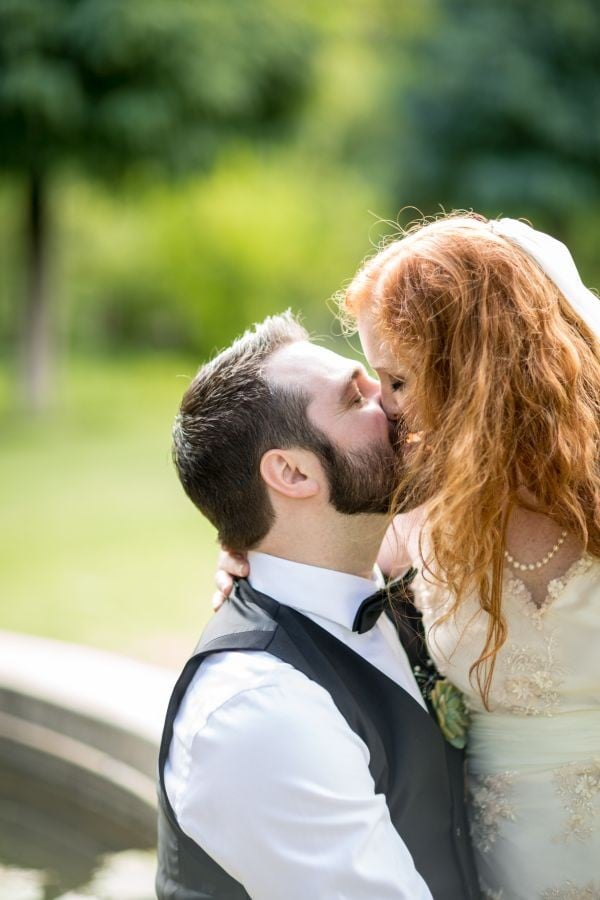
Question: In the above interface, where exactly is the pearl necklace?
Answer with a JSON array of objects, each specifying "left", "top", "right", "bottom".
[{"left": 504, "top": 530, "right": 568, "bottom": 572}]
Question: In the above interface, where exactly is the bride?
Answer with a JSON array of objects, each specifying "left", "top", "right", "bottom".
[
  {"left": 216, "top": 214, "right": 600, "bottom": 899},
  {"left": 344, "top": 214, "right": 600, "bottom": 900}
]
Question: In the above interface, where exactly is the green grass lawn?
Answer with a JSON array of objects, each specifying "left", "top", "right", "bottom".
[{"left": 0, "top": 354, "right": 220, "bottom": 669}]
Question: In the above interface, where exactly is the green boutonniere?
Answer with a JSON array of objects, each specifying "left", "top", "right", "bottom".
[
  {"left": 413, "top": 662, "right": 471, "bottom": 749},
  {"left": 429, "top": 679, "right": 471, "bottom": 749}
]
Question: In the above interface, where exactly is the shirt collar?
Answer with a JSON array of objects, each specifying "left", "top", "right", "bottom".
[{"left": 247, "top": 551, "right": 383, "bottom": 632}]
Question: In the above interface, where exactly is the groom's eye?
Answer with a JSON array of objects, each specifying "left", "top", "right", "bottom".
[{"left": 348, "top": 388, "right": 365, "bottom": 407}]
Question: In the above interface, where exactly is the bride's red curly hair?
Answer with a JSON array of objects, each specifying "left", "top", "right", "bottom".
[{"left": 341, "top": 212, "right": 600, "bottom": 706}]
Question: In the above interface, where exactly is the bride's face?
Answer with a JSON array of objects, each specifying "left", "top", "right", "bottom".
[{"left": 356, "top": 309, "right": 420, "bottom": 433}]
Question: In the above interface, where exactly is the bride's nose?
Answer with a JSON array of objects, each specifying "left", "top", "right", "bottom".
[{"left": 379, "top": 390, "right": 401, "bottom": 422}]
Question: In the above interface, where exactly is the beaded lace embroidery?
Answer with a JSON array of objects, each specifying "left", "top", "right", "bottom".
[
  {"left": 469, "top": 772, "right": 516, "bottom": 853},
  {"left": 545, "top": 555, "right": 593, "bottom": 601},
  {"left": 504, "top": 572, "right": 547, "bottom": 630},
  {"left": 540, "top": 882, "right": 599, "bottom": 899},
  {"left": 480, "top": 886, "right": 504, "bottom": 900},
  {"left": 502, "top": 632, "right": 564, "bottom": 716},
  {"left": 504, "top": 555, "right": 593, "bottom": 630},
  {"left": 553, "top": 758, "right": 600, "bottom": 843}
]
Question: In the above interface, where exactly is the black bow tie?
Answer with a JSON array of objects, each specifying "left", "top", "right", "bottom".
[{"left": 352, "top": 568, "right": 418, "bottom": 634}]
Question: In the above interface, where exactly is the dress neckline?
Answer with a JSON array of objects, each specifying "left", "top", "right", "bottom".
[{"left": 503, "top": 553, "right": 594, "bottom": 619}]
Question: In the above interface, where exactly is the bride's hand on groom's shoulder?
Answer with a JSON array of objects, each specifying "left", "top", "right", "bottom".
[{"left": 212, "top": 548, "right": 249, "bottom": 611}]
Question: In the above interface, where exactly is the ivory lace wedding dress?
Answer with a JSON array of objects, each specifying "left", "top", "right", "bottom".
[{"left": 413, "top": 555, "right": 600, "bottom": 900}]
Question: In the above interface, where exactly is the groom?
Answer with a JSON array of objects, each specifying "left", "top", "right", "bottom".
[{"left": 156, "top": 313, "right": 480, "bottom": 899}]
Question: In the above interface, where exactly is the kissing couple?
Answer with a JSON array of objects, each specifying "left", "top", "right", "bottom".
[{"left": 157, "top": 214, "right": 600, "bottom": 899}]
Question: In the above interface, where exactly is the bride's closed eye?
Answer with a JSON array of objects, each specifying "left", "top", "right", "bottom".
[{"left": 390, "top": 379, "right": 406, "bottom": 392}]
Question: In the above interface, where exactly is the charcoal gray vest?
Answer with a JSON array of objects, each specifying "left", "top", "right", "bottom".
[{"left": 156, "top": 579, "right": 481, "bottom": 899}]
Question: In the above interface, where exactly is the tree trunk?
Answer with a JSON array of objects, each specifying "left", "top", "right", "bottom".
[{"left": 22, "top": 170, "right": 52, "bottom": 412}]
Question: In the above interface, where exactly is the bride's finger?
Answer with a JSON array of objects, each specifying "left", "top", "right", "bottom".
[
  {"left": 218, "top": 548, "right": 249, "bottom": 578},
  {"left": 215, "top": 570, "right": 234, "bottom": 595},
  {"left": 211, "top": 591, "right": 226, "bottom": 612}
]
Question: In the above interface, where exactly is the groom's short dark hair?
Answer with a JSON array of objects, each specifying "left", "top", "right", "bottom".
[{"left": 172, "top": 312, "right": 333, "bottom": 549}]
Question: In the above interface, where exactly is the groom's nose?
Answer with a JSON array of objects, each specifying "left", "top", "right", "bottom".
[
  {"left": 369, "top": 385, "right": 386, "bottom": 412},
  {"left": 363, "top": 375, "right": 386, "bottom": 409}
]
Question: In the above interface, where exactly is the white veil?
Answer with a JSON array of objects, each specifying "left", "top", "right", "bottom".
[{"left": 488, "top": 218, "right": 600, "bottom": 339}]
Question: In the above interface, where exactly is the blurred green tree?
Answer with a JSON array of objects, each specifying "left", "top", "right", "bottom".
[
  {"left": 0, "top": 0, "right": 314, "bottom": 409},
  {"left": 390, "top": 0, "right": 600, "bottom": 232}
]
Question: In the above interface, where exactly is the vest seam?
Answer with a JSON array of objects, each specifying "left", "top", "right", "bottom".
[{"left": 200, "top": 627, "right": 276, "bottom": 652}]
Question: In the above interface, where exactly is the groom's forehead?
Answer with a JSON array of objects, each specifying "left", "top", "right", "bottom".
[{"left": 266, "top": 340, "right": 357, "bottom": 391}]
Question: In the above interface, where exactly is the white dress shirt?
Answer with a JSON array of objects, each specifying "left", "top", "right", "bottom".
[{"left": 164, "top": 552, "right": 432, "bottom": 900}]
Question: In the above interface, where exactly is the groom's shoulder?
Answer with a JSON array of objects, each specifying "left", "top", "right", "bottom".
[
  {"left": 186, "top": 647, "right": 296, "bottom": 707},
  {"left": 173, "top": 647, "right": 342, "bottom": 751},
  {"left": 193, "top": 585, "right": 278, "bottom": 657}
]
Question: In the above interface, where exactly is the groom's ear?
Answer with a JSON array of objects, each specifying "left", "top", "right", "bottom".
[{"left": 260, "top": 448, "right": 320, "bottom": 500}]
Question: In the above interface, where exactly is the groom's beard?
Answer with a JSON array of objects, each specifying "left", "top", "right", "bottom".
[{"left": 322, "top": 439, "right": 398, "bottom": 515}]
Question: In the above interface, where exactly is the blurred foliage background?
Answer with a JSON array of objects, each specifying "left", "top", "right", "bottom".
[{"left": 1, "top": 0, "right": 599, "bottom": 666}]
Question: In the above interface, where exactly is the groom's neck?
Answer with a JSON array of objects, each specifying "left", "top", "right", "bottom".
[{"left": 257, "top": 510, "right": 387, "bottom": 580}]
